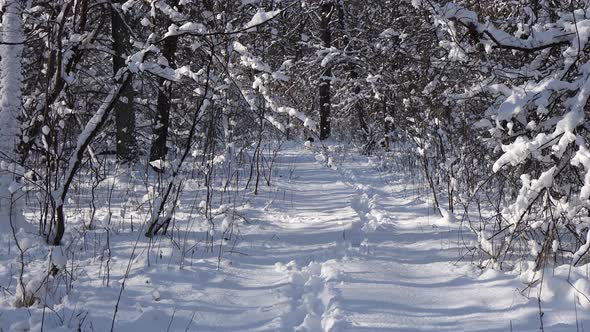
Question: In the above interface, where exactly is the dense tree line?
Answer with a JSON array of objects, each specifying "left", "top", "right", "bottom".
[{"left": 3, "top": 0, "right": 590, "bottom": 308}]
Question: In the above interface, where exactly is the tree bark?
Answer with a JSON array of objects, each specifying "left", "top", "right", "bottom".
[
  {"left": 149, "top": 35, "right": 178, "bottom": 165},
  {"left": 0, "top": 0, "right": 25, "bottom": 228},
  {"left": 111, "top": 1, "right": 137, "bottom": 163},
  {"left": 383, "top": 97, "right": 392, "bottom": 150},
  {"left": 319, "top": 2, "right": 333, "bottom": 140}
]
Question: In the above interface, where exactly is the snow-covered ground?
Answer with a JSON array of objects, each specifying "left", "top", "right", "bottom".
[{"left": 1, "top": 144, "right": 589, "bottom": 331}]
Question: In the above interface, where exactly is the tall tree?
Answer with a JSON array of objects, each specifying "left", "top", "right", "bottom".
[
  {"left": 319, "top": 1, "right": 334, "bottom": 140},
  {"left": 0, "top": 0, "right": 25, "bottom": 228},
  {"left": 111, "top": 0, "right": 137, "bottom": 163},
  {"left": 149, "top": 1, "right": 179, "bottom": 166}
]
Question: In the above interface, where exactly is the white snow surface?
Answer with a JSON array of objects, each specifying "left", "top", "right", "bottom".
[{"left": 1, "top": 144, "right": 589, "bottom": 331}]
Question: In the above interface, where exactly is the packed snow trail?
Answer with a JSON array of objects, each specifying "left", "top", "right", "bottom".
[
  {"left": 245, "top": 146, "right": 539, "bottom": 332},
  {"left": 2, "top": 144, "right": 589, "bottom": 331},
  {"left": 180, "top": 145, "right": 586, "bottom": 331}
]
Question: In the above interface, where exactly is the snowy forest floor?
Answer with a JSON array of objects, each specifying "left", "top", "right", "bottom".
[{"left": 2, "top": 143, "right": 590, "bottom": 331}]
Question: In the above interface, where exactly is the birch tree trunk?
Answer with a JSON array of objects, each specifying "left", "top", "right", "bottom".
[{"left": 0, "top": 0, "right": 25, "bottom": 229}]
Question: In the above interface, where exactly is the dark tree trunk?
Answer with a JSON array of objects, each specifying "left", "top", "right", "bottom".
[
  {"left": 319, "top": 2, "right": 333, "bottom": 140},
  {"left": 149, "top": 35, "right": 178, "bottom": 165},
  {"left": 111, "top": 1, "right": 136, "bottom": 163},
  {"left": 350, "top": 70, "right": 369, "bottom": 143},
  {"left": 383, "top": 97, "right": 392, "bottom": 150}
]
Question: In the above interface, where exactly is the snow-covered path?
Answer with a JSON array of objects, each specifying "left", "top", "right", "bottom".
[
  {"left": 172, "top": 146, "right": 575, "bottom": 332},
  {"left": 235, "top": 147, "right": 536, "bottom": 332},
  {"left": 3, "top": 145, "right": 588, "bottom": 331}
]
